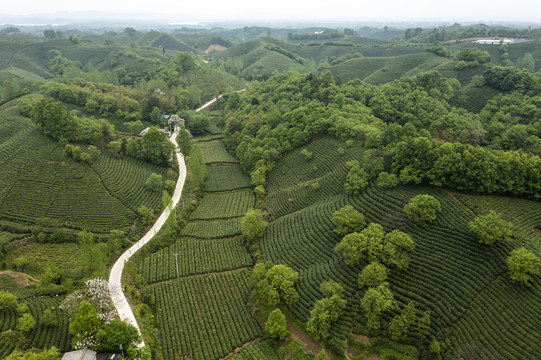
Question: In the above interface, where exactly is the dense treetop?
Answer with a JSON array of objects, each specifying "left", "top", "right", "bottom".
[{"left": 224, "top": 71, "right": 541, "bottom": 198}]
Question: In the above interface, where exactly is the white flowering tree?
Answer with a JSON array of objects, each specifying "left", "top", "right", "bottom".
[{"left": 60, "top": 277, "right": 116, "bottom": 324}]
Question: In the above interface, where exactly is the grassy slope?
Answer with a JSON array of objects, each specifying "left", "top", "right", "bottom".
[{"left": 262, "top": 135, "right": 541, "bottom": 358}]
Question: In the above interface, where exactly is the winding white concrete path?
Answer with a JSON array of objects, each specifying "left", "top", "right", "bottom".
[
  {"left": 108, "top": 126, "right": 186, "bottom": 347},
  {"left": 109, "top": 89, "right": 246, "bottom": 347},
  {"left": 108, "top": 96, "right": 225, "bottom": 347}
]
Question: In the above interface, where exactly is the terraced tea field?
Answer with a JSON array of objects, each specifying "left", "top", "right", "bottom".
[
  {"left": 139, "top": 136, "right": 267, "bottom": 359},
  {"left": 203, "top": 165, "right": 251, "bottom": 192},
  {"left": 193, "top": 140, "right": 239, "bottom": 164},
  {"left": 180, "top": 218, "right": 242, "bottom": 239},
  {"left": 189, "top": 190, "right": 254, "bottom": 220},
  {"left": 262, "top": 136, "right": 541, "bottom": 357},
  {"left": 140, "top": 237, "right": 252, "bottom": 283},
  {"left": 0, "top": 99, "right": 167, "bottom": 235},
  {"left": 145, "top": 271, "right": 261, "bottom": 360},
  {"left": 0, "top": 297, "right": 71, "bottom": 358}
]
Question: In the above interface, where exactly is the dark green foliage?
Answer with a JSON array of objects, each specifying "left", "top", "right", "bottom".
[
  {"left": 69, "top": 301, "right": 101, "bottom": 348},
  {"left": 176, "top": 127, "right": 192, "bottom": 156},
  {"left": 145, "top": 173, "right": 163, "bottom": 192},
  {"left": 142, "top": 127, "right": 176, "bottom": 166},
  {"left": 332, "top": 205, "right": 366, "bottom": 236},
  {"left": 334, "top": 223, "right": 414, "bottom": 269},
  {"left": 426, "top": 43, "right": 450, "bottom": 58},
  {"left": 345, "top": 160, "right": 369, "bottom": 195},
  {"left": 392, "top": 137, "right": 541, "bottom": 198},
  {"left": 251, "top": 261, "right": 299, "bottom": 306},
  {"left": 95, "top": 320, "right": 141, "bottom": 353},
  {"left": 483, "top": 65, "right": 541, "bottom": 94},
  {"left": 138, "top": 206, "right": 154, "bottom": 226},
  {"left": 455, "top": 48, "right": 491, "bottom": 64},
  {"left": 358, "top": 262, "right": 389, "bottom": 288},
  {"left": 179, "top": 110, "right": 209, "bottom": 135},
  {"left": 403, "top": 194, "right": 441, "bottom": 224},
  {"left": 0, "top": 291, "right": 17, "bottom": 311},
  {"left": 361, "top": 282, "right": 395, "bottom": 330},
  {"left": 31, "top": 99, "right": 77, "bottom": 141},
  {"left": 306, "top": 281, "right": 347, "bottom": 342}
]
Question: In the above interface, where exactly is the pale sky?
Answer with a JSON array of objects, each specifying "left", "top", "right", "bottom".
[{"left": 3, "top": 0, "right": 541, "bottom": 22}]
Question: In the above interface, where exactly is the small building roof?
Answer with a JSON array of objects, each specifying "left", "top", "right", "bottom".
[{"left": 62, "top": 350, "right": 97, "bottom": 360}]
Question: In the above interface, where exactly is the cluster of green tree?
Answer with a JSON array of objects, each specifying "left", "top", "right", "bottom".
[
  {"left": 0, "top": 79, "right": 29, "bottom": 105},
  {"left": 287, "top": 29, "right": 345, "bottom": 41},
  {"left": 32, "top": 231, "right": 126, "bottom": 294},
  {"left": 140, "top": 52, "right": 197, "bottom": 87},
  {"left": 393, "top": 137, "right": 541, "bottom": 197},
  {"left": 330, "top": 205, "right": 436, "bottom": 351},
  {"left": 0, "top": 292, "right": 40, "bottom": 349},
  {"left": 468, "top": 210, "right": 541, "bottom": 285},
  {"left": 64, "top": 144, "right": 100, "bottom": 164},
  {"left": 68, "top": 299, "right": 142, "bottom": 358},
  {"left": 107, "top": 127, "right": 176, "bottom": 167},
  {"left": 223, "top": 71, "right": 541, "bottom": 199},
  {"left": 478, "top": 91, "right": 541, "bottom": 152},
  {"left": 307, "top": 41, "right": 356, "bottom": 47},
  {"left": 250, "top": 260, "right": 299, "bottom": 341},
  {"left": 0, "top": 26, "right": 20, "bottom": 34},
  {"left": 454, "top": 47, "right": 491, "bottom": 69},
  {"left": 516, "top": 52, "right": 536, "bottom": 73},
  {"left": 177, "top": 110, "right": 209, "bottom": 135},
  {"left": 41, "top": 80, "right": 146, "bottom": 122},
  {"left": 43, "top": 30, "right": 63, "bottom": 39},
  {"left": 482, "top": 65, "right": 541, "bottom": 94},
  {"left": 405, "top": 24, "right": 541, "bottom": 43},
  {"left": 264, "top": 43, "right": 305, "bottom": 64},
  {"left": 22, "top": 98, "right": 115, "bottom": 144},
  {"left": 4, "top": 347, "right": 61, "bottom": 360},
  {"left": 425, "top": 43, "right": 450, "bottom": 58}
]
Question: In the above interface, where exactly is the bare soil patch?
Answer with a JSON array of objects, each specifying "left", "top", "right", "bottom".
[
  {"left": 355, "top": 335, "right": 371, "bottom": 344},
  {"left": 287, "top": 321, "right": 333, "bottom": 358},
  {"left": 205, "top": 44, "right": 227, "bottom": 54},
  {"left": 0, "top": 270, "right": 39, "bottom": 287}
]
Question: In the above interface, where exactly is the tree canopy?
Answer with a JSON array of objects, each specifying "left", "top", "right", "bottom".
[
  {"left": 250, "top": 261, "right": 299, "bottom": 306},
  {"left": 403, "top": 194, "right": 441, "bottom": 224},
  {"left": 361, "top": 282, "right": 395, "bottom": 330},
  {"left": 334, "top": 223, "right": 414, "bottom": 269},
  {"left": 241, "top": 209, "right": 268, "bottom": 245},
  {"left": 332, "top": 205, "right": 366, "bottom": 236},
  {"left": 468, "top": 211, "right": 513, "bottom": 246},
  {"left": 265, "top": 309, "right": 288, "bottom": 339},
  {"left": 507, "top": 247, "right": 541, "bottom": 286}
]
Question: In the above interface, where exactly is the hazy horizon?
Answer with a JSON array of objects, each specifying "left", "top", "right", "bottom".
[{"left": 2, "top": 0, "right": 541, "bottom": 24}]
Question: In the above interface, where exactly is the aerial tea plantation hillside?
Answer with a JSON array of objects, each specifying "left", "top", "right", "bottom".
[
  {"left": 261, "top": 135, "right": 541, "bottom": 359},
  {"left": 0, "top": 97, "right": 168, "bottom": 237},
  {"left": 138, "top": 131, "right": 275, "bottom": 359}
]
